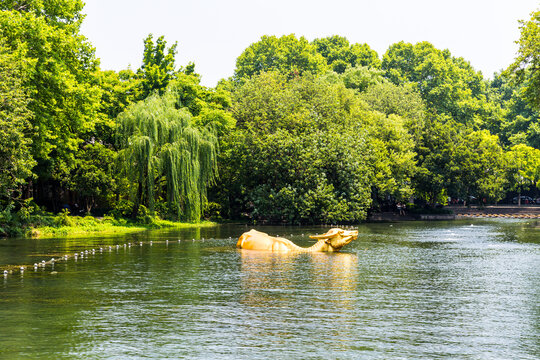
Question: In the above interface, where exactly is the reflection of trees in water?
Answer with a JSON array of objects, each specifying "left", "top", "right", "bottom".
[{"left": 238, "top": 250, "right": 358, "bottom": 311}]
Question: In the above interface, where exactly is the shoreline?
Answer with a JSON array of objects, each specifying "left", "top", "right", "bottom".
[
  {"left": 369, "top": 205, "right": 540, "bottom": 222},
  {"left": 25, "top": 218, "right": 218, "bottom": 239}
]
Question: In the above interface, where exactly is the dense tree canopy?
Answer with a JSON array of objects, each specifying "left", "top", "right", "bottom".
[
  {"left": 234, "top": 34, "right": 328, "bottom": 81},
  {"left": 1, "top": 0, "right": 539, "bottom": 232},
  {"left": 218, "top": 72, "right": 416, "bottom": 223},
  {"left": 117, "top": 88, "right": 218, "bottom": 220},
  {"left": 509, "top": 10, "right": 540, "bottom": 111},
  {"left": 312, "top": 35, "right": 380, "bottom": 73},
  {"left": 382, "top": 41, "right": 494, "bottom": 127},
  {"left": 0, "top": 6, "right": 100, "bottom": 186},
  {"left": 0, "top": 42, "right": 36, "bottom": 204},
  {"left": 139, "top": 34, "right": 178, "bottom": 98}
]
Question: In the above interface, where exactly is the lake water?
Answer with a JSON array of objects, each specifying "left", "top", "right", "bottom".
[{"left": 0, "top": 219, "right": 539, "bottom": 359}]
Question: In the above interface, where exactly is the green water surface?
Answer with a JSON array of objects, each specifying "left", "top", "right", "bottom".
[{"left": 0, "top": 219, "right": 539, "bottom": 359}]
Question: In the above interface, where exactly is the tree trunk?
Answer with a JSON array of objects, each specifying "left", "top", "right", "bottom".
[{"left": 132, "top": 181, "right": 143, "bottom": 218}]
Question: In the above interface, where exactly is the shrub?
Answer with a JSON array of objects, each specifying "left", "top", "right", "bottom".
[{"left": 53, "top": 209, "right": 75, "bottom": 227}]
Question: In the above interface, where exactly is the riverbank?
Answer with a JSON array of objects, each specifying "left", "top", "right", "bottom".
[
  {"left": 368, "top": 205, "right": 540, "bottom": 221},
  {"left": 449, "top": 205, "right": 540, "bottom": 219},
  {"left": 26, "top": 216, "right": 217, "bottom": 239}
]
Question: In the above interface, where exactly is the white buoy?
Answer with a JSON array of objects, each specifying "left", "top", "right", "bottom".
[
  {"left": 3, "top": 270, "right": 7, "bottom": 276},
  {"left": 140, "top": 242, "right": 143, "bottom": 246},
  {"left": 20, "top": 266, "right": 25, "bottom": 272}
]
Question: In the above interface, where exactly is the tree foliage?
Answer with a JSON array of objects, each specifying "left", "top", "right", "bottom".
[
  {"left": 117, "top": 89, "right": 218, "bottom": 221},
  {"left": 489, "top": 72, "right": 540, "bottom": 148},
  {"left": 509, "top": 10, "right": 540, "bottom": 112},
  {"left": 1, "top": 0, "right": 539, "bottom": 231},
  {"left": 234, "top": 34, "right": 328, "bottom": 81},
  {"left": 312, "top": 35, "right": 381, "bottom": 73},
  {"left": 382, "top": 41, "right": 493, "bottom": 126},
  {"left": 139, "top": 34, "right": 178, "bottom": 98},
  {"left": 0, "top": 7, "right": 100, "bottom": 183},
  {"left": 219, "top": 72, "right": 416, "bottom": 223},
  {"left": 0, "top": 42, "right": 36, "bottom": 204}
]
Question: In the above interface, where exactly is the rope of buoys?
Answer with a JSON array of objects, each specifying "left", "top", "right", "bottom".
[{"left": 1, "top": 236, "right": 230, "bottom": 279}]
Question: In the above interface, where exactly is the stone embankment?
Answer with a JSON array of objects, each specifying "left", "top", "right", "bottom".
[
  {"left": 449, "top": 205, "right": 540, "bottom": 219},
  {"left": 369, "top": 205, "right": 540, "bottom": 221}
]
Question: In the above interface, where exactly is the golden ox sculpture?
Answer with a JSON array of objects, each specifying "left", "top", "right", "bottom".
[{"left": 237, "top": 228, "right": 358, "bottom": 252}]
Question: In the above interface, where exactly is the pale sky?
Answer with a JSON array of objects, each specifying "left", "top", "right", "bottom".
[{"left": 81, "top": 0, "right": 539, "bottom": 87}]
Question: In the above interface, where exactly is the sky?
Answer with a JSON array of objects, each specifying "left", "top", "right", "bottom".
[{"left": 81, "top": 0, "right": 540, "bottom": 87}]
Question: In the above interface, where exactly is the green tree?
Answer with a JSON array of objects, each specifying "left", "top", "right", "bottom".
[
  {"left": 321, "top": 66, "right": 387, "bottom": 93},
  {"left": 0, "top": 42, "right": 36, "bottom": 205},
  {"left": 221, "top": 72, "right": 416, "bottom": 222},
  {"left": 382, "top": 41, "right": 493, "bottom": 126},
  {"left": 508, "top": 10, "right": 540, "bottom": 112},
  {"left": 490, "top": 72, "right": 540, "bottom": 148},
  {"left": 505, "top": 144, "right": 540, "bottom": 205},
  {"left": 360, "top": 82, "right": 427, "bottom": 140},
  {"left": 413, "top": 116, "right": 507, "bottom": 205},
  {"left": 69, "top": 143, "right": 117, "bottom": 213},
  {"left": 116, "top": 89, "right": 218, "bottom": 220},
  {"left": 168, "top": 73, "right": 236, "bottom": 137},
  {"left": 138, "top": 34, "right": 178, "bottom": 98},
  {"left": 234, "top": 34, "right": 328, "bottom": 81},
  {"left": 1, "top": 0, "right": 85, "bottom": 27},
  {"left": 455, "top": 130, "right": 507, "bottom": 204},
  {"left": 0, "top": 6, "right": 101, "bottom": 197},
  {"left": 312, "top": 35, "right": 380, "bottom": 73}
]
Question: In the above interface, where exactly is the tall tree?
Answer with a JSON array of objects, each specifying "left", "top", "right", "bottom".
[
  {"left": 221, "top": 72, "right": 416, "bottom": 223},
  {"left": 138, "top": 34, "right": 178, "bottom": 98},
  {"left": 117, "top": 89, "right": 218, "bottom": 221},
  {"left": 382, "top": 41, "right": 494, "bottom": 127},
  {"left": 0, "top": 42, "right": 36, "bottom": 205},
  {"left": 0, "top": 3, "right": 101, "bottom": 197},
  {"left": 489, "top": 72, "right": 539, "bottom": 148},
  {"left": 505, "top": 144, "right": 540, "bottom": 205},
  {"left": 312, "top": 35, "right": 380, "bottom": 73},
  {"left": 234, "top": 34, "right": 327, "bottom": 81},
  {"left": 508, "top": 10, "right": 540, "bottom": 112}
]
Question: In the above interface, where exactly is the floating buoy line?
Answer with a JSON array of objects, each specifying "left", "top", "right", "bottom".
[
  {"left": 2, "top": 225, "right": 359, "bottom": 279},
  {"left": 1, "top": 237, "right": 226, "bottom": 279}
]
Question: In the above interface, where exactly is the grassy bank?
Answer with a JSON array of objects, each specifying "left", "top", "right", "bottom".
[{"left": 26, "top": 215, "right": 217, "bottom": 239}]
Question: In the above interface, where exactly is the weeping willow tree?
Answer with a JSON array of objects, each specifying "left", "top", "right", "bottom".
[{"left": 117, "top": 91, "right": 218, "bottom": 221}]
